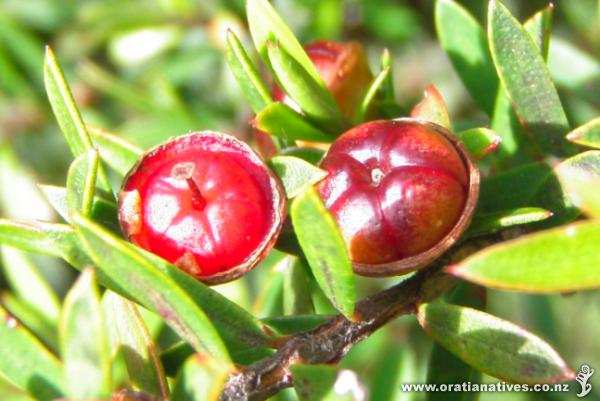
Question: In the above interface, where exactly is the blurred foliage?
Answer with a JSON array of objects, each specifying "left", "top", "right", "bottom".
[{"left": 1, "top": 0, "right": 600, "bottom": 400}]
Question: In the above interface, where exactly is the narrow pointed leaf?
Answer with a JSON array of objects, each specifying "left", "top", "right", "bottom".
[
  {"left": 450, "top": 221, "right": 600, "bottom": 292},
  {"left": 267, "top": 42, "right": 344, "bottom": 130},
  {"left": 490, "top": 5, "right": 553, "bottom": 164},
  {"left": 0, "top": 220, "right": 62, "bottom": 257},
  {"left": 456, "top": 128, "right": 501, "bottom": 160},
  {"left": 435, "top": 0, "right": 498, "bottom": 115},
  {"left": 40, "top": 185, "right": 120, "bottom": 232},
  {"left": 418, "top": 302, "right": 574, "bottom": 383},
  {"left": 71, "top": 213, "right": 231, "bottom": 362},
  {"left": 40, "top": 218, "right": 271, "bottom": 353},
  {"left": 171, "top": 355, "right": 231, "bottom": 401},
  {"left": 290, "top": 187, "right": 355, "bottom": 318},
  {"left": 379, "top": 48, "right": 395, "bottom": 102},
  {"left": 566, "top": 117, "right": 600, "bottom": 149},
  {"left": 44, "top": 47, "right": 111, "bottom": 192},
  {"left": 1, "top": 246, "right": 61, "bottom": 324},
  {"left": 262, "top": 315, "right": 331, "bottom": 335},
  {"left": 2, "top": 293, "right": 59, "bottom": 352},
  {"left": 283, "top": 256, "right": 315, "bottom": 315},
  {"left": 87, "top": 125, "right": 143, "bottom": 177},
  {"left": 102, "top": 291, "right": 168, "bottom": 398},
  {"left": 426, "top": 284, "right": 486, "bottom": 401},
  {"left": 488, "top": 1, "right": 572, "bottom": 156},
  {"left": 478, "top": 162, "right": 552, "bottom": 212},
  {"left": 269, "top": 156, "right": 328, "bottom": 198},
  {"left": 410, "top": 84, "right": 451, "bottom": 129},
  {"left": 246, "top": 0, "right": 325, "bottom": 85},
  {"left": 354, "top": 66, "right": 390, "bottom": 123},
  {"left": 524, "top": 5, "right": 553, "bottom": 58},
  {"left": 225, "top": 29, "right": 272, "bottom": 114},
  {"left": 290, "top": 364, "right": 338, "bottom": 401},
  {"left": 254, "top": 102, "right": 333, "bottom": 142},
  {"left": 0, "top": 305, "right": 64, "bottom": 401},
  {"left": 555, "top": 151, "right": 600, "bottom": 218},
  {"left": 60, "top": 269, "right": 111, "bottom": 400},
  {"left": 66, "top": 149, "right": 99, "bottom": 217},
  {"left": 465, "top": 207, "right": 552, "bottom": 238},
  {"left": 281, "top": 146, "right": 325, "bottom": 165}
]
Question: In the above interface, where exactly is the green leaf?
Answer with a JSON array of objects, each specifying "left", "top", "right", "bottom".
[
  {"left": 252, "top": 252, "right": 287, "bottom": 317},
  {"left": 410, "top": 84, "right": 451, "bottom": 129},
  {"left": 418, "top": 302, "right": 574, "bottom": 383},
  {"left": 269, "top": 156, "right": 328, "bottom": 199},
  {"left": 555, "top": 151, "right": 600, "bottom": 218},
  {"left": 490, "top": 5, "right": 553, "bottom": 165},
  {"left": 87, "top": 125, "right": 143, "bottom": 177},
  {"left": 60, "top": 268, "right": 111, "bottom": 400},
  {"left": 254, "top": 102, "right": 333, "bottom": 143},
  {"left": 225, "top": 29, "right": 272, "bottom": 114},
  {"left": 0, "top": 220, "right": 62, "bottom": 258},
  {"left": 281, "top": 146, "right": 325, "bottom": 165},
  {"left": 524, "top": 5, "right": 553, "bottom": 59},
  {"left": 171, "top": 355, "right": 231, "bottom": 401},
  {"left": 1, "top": 293, "right": 59, "bottom": 352},
  {"left": 450, "top": 221, "right": 600, "bottom": 292},
  {"left": 66, "top": 150, "right": 99, "bottom": 217},
  {"left": 43, "top": 47, "right": 112, "bottom": 193},
  {"left": 246, "top": 0, "right": 325, "bottom": 86},
  {"left": 290, "top": 187, "right": 355, "bottom": 318},
  {"left": 488, "top": 1, "right": 572, "bottom": 156},
  {"left": 478, "top": 162, "right": 552, "bottom": 213},
  {"left": 0, "top": 246, "right": 61, "bottom": 325},
  {"left": 465, "top": 207, "right": 552, "bottom": 238},
  {"left": 262, "top": 315, "right": 331, "bottom": 335},
  {"left": 283, "top": 256, "right": 315, "bottom": 315},
  {"left": 290, "top": 364, "right": 338, "bottom": 401},
  {"left": 71, "top": 213, "right": 232, "bottom": 362},
  {"left": 266, "top": 42, "right": 344, "bottom": 131},
  {"left": 354, "top": 66, "right": 390, "bottom": 123},
  {"left": 456, "top": 128, "right": 501, "bottom": 160},
  {"left": 102, "top": 291, "right": 169, "bottom": 398},
  {"left": 36, "top": 222, "right": 96, "bottom": 268},
  {"left": 379, "top": 48, "right": 395, "bottom": 102},
  {"left": 0, "top": 305, "right": 64, "bottom": 401},
  {"left": 435, "top": 0, "right": 499, "bottom": 115},
  {"left": 566, "top": 117, "right": 600, "bottom": 149},
  {"left": 39, "top": 185, "right": 120, "bottom": 232},
  {"left": 426, "top": 284, "right": 486, "bottom": 401},
  {"left": 43, "top": 217, "right": 270, "bottom": 354}
]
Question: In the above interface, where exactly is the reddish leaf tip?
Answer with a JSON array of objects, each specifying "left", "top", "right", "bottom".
[{"left": 565, "top": 131, "right": 580, "bottom": 142}]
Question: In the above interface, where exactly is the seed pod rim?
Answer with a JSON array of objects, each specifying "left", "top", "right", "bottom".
[
  {"left": 118, "top": 130, "right": 287, "bottom": 286},
  {"left": 348, "top": 117, "right": 480, "bottom": 277}
]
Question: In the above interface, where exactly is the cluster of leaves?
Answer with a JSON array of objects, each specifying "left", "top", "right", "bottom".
[{"left": 1, "top": 0, "right": 600, "bottom": 400}]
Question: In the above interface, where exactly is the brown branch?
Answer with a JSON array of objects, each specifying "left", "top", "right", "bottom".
[{"left": 220, "top": 235, "right": 502, "bottom": 401}]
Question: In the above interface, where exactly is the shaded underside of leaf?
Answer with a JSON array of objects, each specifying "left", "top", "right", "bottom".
[
  {"left": 0, "top": 305, "right": 64, "bottom": 401},
  {"left": 418, "top": 302, "right": 574, "bottom": 384}
]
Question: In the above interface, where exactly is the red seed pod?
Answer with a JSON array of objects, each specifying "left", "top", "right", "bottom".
[
  {"left": 316, "top": 118, "right": 479, "bottom": 277},
  {"left": 118, "top": 132, "right": 286, "bottom": 285},
  {"left": 255, "top": 40, "right": 373, "bottom": 159}
]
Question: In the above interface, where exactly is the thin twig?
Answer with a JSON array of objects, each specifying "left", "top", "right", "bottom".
[{"left": 220, "top": 235, "right": 501, "bottom": 401}]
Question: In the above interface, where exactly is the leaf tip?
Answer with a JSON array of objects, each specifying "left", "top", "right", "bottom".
[{"left": 565, "top": 131, "right": 580, "bottom": 143}]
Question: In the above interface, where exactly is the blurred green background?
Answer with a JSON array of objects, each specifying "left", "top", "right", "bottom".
[{"left": 1, "top": 0, "right": 599, "bottom": 400}]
